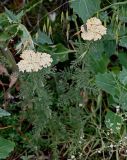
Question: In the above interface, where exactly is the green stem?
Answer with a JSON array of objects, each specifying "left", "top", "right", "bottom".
[
  {"left": 25, "top": 0, "right": 43, "bottom": 14},
  {"left": 98, "top": 1, "right": 127, "bottom": 13}
]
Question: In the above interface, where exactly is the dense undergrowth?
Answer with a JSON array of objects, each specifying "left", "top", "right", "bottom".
[{"left": 1, "top": 0, "right": 127, "bottom": 160}]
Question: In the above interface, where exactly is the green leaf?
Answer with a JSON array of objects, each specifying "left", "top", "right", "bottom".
[
  {"left": 90, "top": 54, "right": 109, "bottom": 73},
  {"left": 118, "top": 91, "right": 127, "bottom": 110},
  {"left": 119, "top": 5, "right": 127, "bottom": 23},
  {"left": 0, "top": 13, "right": 8, "bottom": 27},
  {"left": 119, "top": 52, "right": 127, "bottom": 68},
  {"left": 0, "top": 32, "right": 10, "bottom": 42},
  {"left": 5, "top": 8, "right": 16, "bottom": 23},
  {"left": 70, "top": 0, "right": 101, "bottom": 22},
  {"left": 119, "top": 37, "right": 127, "bottom": 48},
  {"left": 52, "top": 44, "right": 72, "bottom": 64},
  {"left": 96, "top": 72, "right": 119, "bottom": 96},
  {"left": 0, "top": 108, "right": 10, "bottom": 117},
  {"left": 35, "top": 31, "right": 53, "bottom": 45},
  {"left": 118, "top": 67, "right": 127, "bottom": 85},
  {"left": 105, "top": 110, "right": 123, "bottom": 134},
  {"left": 37, "top": 44, "right": 72, "bottom": 64},
  {"left": 16, "top": 11, "right": 24, "bottom": 21},
  {"left": 0, "top": 137, "right": 15, "bottom": 159},
  {"left": 18, "top": 24, "right": 34, "bottom": 50},
  {"left": 5, "top": 8, "right": 23, "bottom": 24},
  {"left": 104, "top": 40, "right": 116, "bottom": 57},
  {"left": 88, "top": 41, "right": 104, "bottom": 58},
  {"left": 5, "top": 24, "right": 18, "bottom": 36},
  {"left": 104, "top": 26, "right": 115, "bottom": 40}
]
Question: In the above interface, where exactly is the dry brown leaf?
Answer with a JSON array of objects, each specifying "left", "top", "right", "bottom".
[
  {"left": 0, "top": 80, "right": 4, "bottom": 86},
  {"left": 5, "top": 92, "right": 14, "bottom": 100},
  {"left": 9, "top": 72, "right": 18, "bottom": 88},
  {"left": 0, "top": 64, "right": 9, "bottom": 76}
]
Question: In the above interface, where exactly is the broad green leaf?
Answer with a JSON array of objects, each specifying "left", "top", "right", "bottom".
[
  {"left": 105, "top": 110, "right": 123, "bottom": 134},
  {"left": 119, "top": 37, "right": 127, "bottom": 48},
  {"left": 52, "top": 44, "right": 70, "bottom": 63},
  {"left": 0, "top": 108, "right": 10, "bottom": 117},
  {"left": 96, "top": 72, "right": 119, "bottom": 96},
  {"left": 35, "top": 31, "right": 53, "bottom": 45},
  {"left": 90, "top": 54, "right": 109, "bottom": 73},
  {"left": 0, "top": 32, "right": 10, "bottom": 42},
  {"left": 0, "top": 13, "right": 8, "bottom": 27},
  {"left": 104, "top": 26, "right": 115, "bottom": 40},
  {"left": 118, "top": 67, "right": 127, "bottom": 85},
  {"left": 104, "top": 40, "right": 116, "bottom": 57},
  {"left": 88, "top": 41, "right": 104, "bottom": 58},
  {"left": 18, "top": 24, "right": 34, "bottom": 50},
  {"left": 70, "top": 0, "right": 101, "bottom": 22},
  {"left": 37, "top": 44, "right": 72, "bottom": 64},
  {"left": 37, "top": 44, "right": 52, "bottom": 53},
  {"left": 5, "top": 24, "right": 18, "bottom": 36},
  {"left": 119, "top": 52, "right": 127, "bottom": 68},
  {"left": 0, "top": 137, "right": 15, "bottom": 159},
  {"left": 118, "top": 92, "right": 127, "bottom": 110},
  {"left": 110, "top": 66, "right": 121, "bottom": 74}
]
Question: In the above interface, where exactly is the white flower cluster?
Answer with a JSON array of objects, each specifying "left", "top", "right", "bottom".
[
  {"left": 81, "top": 17, "right": 107, "bottom": 41},
  {"left": 17, "top": 50, "right": 53, "bottom": 72}
]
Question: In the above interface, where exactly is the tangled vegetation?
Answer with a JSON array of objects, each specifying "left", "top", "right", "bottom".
[{"left": 1, "top": 0, "right": 127, "bottom": 159}]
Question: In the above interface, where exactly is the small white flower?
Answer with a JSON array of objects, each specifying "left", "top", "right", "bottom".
[
  {"left": 79, "top": 153, "right": 82, "bottom": 157},
  {"left": 49, "top": 12, "right": 57, "bottom": 22},
  {"left": 71, "top": 155, "right": 75, "bottom": 159},
  {"left": 97, "top": 150, "right": 101, "bottom": 153},
  {"left": 116, "top": 127, "right": 120, "bottom": 130},
  {"left": 107, "top": 132, "right": 110, "bottom": 135},
  {"left": 110, "top": 129, "right": 113, "bottom": 134},
  {"left": 79, "top": 103, "right": 83, "bottom": 107},
  {"left": 80, "top": 136, "right": 84, "bottom": 140},
  {"left": 110, "top": 143, "right": 114, "bottom": 148},
  {"left": 17, "top": 50, "right": 53, "bottom": 72},
  {"left": 81, "top": 17, "right": 107, "bottom": 41},
  {"left": 116, "top": 105, "right": 120, "bottom": 109},
  {"left": 116, "top": 109, "right": 120, "bottom": 113},
  {"left": 110, "top": 123, "right": 114, "bottom": 127},
  {"left": 117, "top": 122, "right": 121, "bottom": 126},
  {"left": 106, "top": 119, "right": 110, "bottom": 123},
  {"left": 116, "top": 105, "right": 120, "bottom": 113},
  {"left": 4, "top": 47, "right": 8, "bottom": 51}
]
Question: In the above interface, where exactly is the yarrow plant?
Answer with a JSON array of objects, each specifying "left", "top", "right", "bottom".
[
  {"left": 81, "top": 17, "right": 107, "bottom": 41},
  {"left": 2, "top": 1, "right": 127, "bottom": 160},
  {"left": 17, "top": 50, "right": 53, "bottom": 72}
]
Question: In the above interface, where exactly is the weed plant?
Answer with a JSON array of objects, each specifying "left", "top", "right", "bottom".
[{"left": 1, "top": 0, "right": 127, "bottom": 160}]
